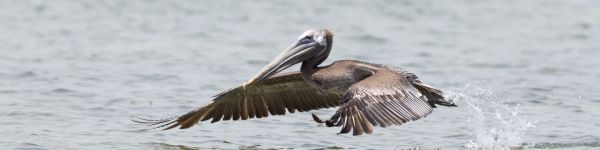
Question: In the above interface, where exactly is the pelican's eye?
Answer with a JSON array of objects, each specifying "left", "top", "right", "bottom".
[
  {"left": 304, "top": 35, "right": 313, "bottom": 40},
  {"left": 299, "top": 36, "right": 313, "bottom": 44}
]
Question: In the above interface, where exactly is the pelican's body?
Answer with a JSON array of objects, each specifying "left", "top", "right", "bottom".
[
  {"left": 305, "top": 60, "right": 369, "bottom": 94},
  {"left": 135, "top": 29, "right": 456, "bottom": 135}
]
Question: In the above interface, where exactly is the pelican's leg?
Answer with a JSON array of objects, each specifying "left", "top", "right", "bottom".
[
  {"left": 311, "top": 113, "right": 337, "bottom": 127},
  {"left": 311, "top": 113, "right": 325, "bottom": 123}
]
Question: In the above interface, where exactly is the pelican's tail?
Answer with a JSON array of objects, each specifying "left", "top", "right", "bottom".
[{"left": 412, "top": 83, "right": 456, "bottom": 108}]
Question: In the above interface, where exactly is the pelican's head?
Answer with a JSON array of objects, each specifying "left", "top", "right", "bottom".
[{"left": 246, "top": 29, "right": 333, "bottom": 84}]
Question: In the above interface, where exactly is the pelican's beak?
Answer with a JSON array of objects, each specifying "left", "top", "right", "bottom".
[{"left": 245, "top": 39, "right": 324, "bottom": 84}]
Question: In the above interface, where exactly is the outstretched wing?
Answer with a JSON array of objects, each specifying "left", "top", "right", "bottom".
[
  {"left": 324, "top": 69, "right": 434, "bottom": 135},
  {"left": 133, "top": 71, "right": 342, "bottom": 130}
]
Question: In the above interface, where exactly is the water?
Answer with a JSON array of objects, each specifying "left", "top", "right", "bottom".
[{"left": 1, "top": 0, "right": 599, "bottom": 149}]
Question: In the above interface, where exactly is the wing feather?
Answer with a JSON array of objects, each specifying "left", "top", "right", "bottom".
[
  {"left": 133, "top": 71, "right": 342, "bottom": 130},
  {"left": 326, "top": 69, "right": 435, "bottom": 135}
]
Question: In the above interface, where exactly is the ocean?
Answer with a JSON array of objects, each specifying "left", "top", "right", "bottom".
[{"left": 1, "top": 0, "right": 599, "bottom": 149}]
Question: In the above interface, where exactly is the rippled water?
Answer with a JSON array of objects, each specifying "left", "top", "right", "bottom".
[{"left": 1, "top": 0, "right": 600, "bottom": 149}]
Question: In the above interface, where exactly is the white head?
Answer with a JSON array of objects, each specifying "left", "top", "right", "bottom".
[
  {"left": 246, "top": 29, "right": 333, "bottom": 84},
  {"left": 298, "top": 29, "right": 328, "bottom": 46}
]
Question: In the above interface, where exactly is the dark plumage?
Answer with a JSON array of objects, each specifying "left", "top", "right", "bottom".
[{"left": 133, "top": 29, "right": 456, "bottom": 135}]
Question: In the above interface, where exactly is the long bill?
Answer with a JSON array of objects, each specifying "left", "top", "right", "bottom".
[{"left": 245, "top": 40, "right": 322, "bottom": 85}]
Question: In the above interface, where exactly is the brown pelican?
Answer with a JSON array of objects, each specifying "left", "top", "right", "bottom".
[{"left": 134, "top": 29, "right": 456, "bottom": 135}]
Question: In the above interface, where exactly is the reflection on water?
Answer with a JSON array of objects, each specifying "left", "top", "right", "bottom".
[
  {"left": 150, "top": 142, "right": 348, "bottom": 150},
  {"left": 524, "top": 142, "right": 600, "bottom": 149},
  {"left": 150, "top": 143, "right": 201, "bottom": 150}
]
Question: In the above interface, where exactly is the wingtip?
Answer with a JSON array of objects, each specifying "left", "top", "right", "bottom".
[
  {"left": 130, "top": 115, "right": 179, "bottom": 130},
  {"left": 443, "top": 100, "right": 458, "bottom": 107}
]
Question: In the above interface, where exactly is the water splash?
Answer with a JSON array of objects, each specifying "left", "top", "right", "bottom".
[{"left": 447, "top": 83, "right": 535, "bottom": 149}]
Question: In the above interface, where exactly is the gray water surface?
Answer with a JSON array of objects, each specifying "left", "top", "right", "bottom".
[{"left": 1, "top": 0, "right": 600, "bottom": 149}]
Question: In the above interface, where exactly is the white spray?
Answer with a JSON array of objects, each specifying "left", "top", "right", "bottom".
[{"left": 446, "top": 83, "right": 535, "bottom": 149}]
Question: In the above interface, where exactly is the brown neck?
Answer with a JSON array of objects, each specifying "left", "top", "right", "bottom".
[
  {"left": 300, "top": 57, "right": 322, "bottom": 79},
  {"left": 300, "top": 34, "right": 333, "bottom": 80}
]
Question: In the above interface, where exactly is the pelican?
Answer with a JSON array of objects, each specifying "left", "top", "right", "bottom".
[{"left": 134, "top": 29, "right": 456, "bottom": 135}]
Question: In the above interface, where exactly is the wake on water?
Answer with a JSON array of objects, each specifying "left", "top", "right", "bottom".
[{"left": 446, "top": 83, "right": 535, "bottom": 149}]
